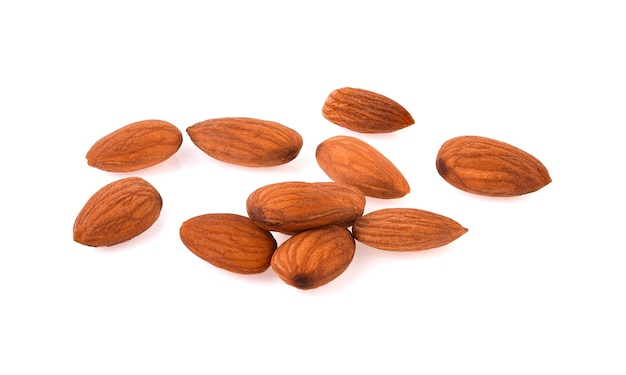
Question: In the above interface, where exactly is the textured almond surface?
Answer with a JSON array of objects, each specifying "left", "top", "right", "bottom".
[
  {"left": 322, "top": 87, "right": 414, "bottom": 133},
  {"left": 271, "top": 226, "right": 355, "bottom": 290},
  {"left": 180, "top": 214, "right": 277, "bottom": 274},
  {"left": 246, "top": 181, "right": 366, "bottom": 234},
  {"left": 186, "top": 117, "right": 303, "bottom": 167},
  {"left": 352, "top": 208, "right": 468, "bottom": 251},
  {"left": 316, "top": 135, "right": 410, "bottom": 198},
  {"left": 86, "top": 119, "right": 183, "bottom": 172},
  {"left": 436, "top": 135, "right": 551, "bottom": 197},
  {"left": 73, "top": 177, "right": 162, "bottom": 247}
]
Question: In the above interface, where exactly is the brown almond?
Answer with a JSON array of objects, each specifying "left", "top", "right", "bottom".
[
  {"left": 73, "top": 177, "right": 162, "bottom": 247},
  {"left": 436, "top": 135, "right": 552, "bottom": 197},
  {"left": 352, "top": 208, "right": 468, "bottom": 251},
  {"left": 316, "top": 136, "right": 410, "bottom": 198},
  {"left": 322, "top": 87, "right": 414, "bottom": 133},
  {"left": 186, "top": 117, "right": 303, "bottom": 167},
  {"left": 246, "top": 181, "right": 366, "bottom": 234},
  {"left": 180, "top": 214, "right": 277, "bottom": 274},
  {"left": 86, "top": 119, "right": 183, "bottom": 172},
  {"left": 271, "top": 226, "right": 355, "bottom": 290}
]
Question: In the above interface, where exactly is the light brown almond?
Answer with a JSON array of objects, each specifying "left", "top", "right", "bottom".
[
  {"left": 352, "top": 208, "right": 468, "bottom": 251},
  {"left": 180, "top": 213, "right": 277, "bottom": 274},
  {"left": 246, "top": 181, "right": 366, "bottom": 234},
  {"left": 186, "top": 117, "right": 303, "bottom": 167},
  {"left": 271, "top": 226, "right": 355, "bottom": 290},
  {"left": 73, "top": 177, "right": 162, "bottom": 247},
  {"left": 316, "top": 135, "right": 410, "bottom": 198},
  {"left": 436, "top": 135, "right": 552, "bottom": 197},
  {"left": 322, "top": 87, "right": 414, "bottom": 133},
  {"left": 86, "top": 119, "right": 183, "bottom": 172}
]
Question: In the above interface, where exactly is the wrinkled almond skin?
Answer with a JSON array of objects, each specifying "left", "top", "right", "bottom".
[
  {"left": 180, "top": 214, "right": 277, "bottom": 274},
  {"left": 73, "top": 177, "right": 162, "bottom": 247},
  {"left": 322, "top": 87, "right": 414, "bottom": 133},
  {"left": 316, "top": 136, "right": 410, "bottom": 198},
  {"left": 186, "top": 117, "right": 303, "bottom": 167},
  {"left": 271, "top": 226, "right": 355, "bottom": 290},
  {"left": 352, "top": 208, "right": 468, "bottom": 251},
  {"left": 86, "top": 119, "right": 183, "bottom": 172},
  {"left": 436, "top": 136, "right": 552, "bottom": 197},
  {"left": 246, "top": 181, "right": 366, "bottom": 234}
]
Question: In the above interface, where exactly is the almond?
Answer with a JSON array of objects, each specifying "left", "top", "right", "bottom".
[
  {"left": 271, "top": 226, "right": 355, "bottom": 289},
  {"left": 73, "top": 177, "right": 162, "bottom": 247},
  {"left": 352, "top": 208, "right": 468, "bottom": 251},
  {"left": 86, "top": 119, "right": 182, "bottom": 172},
  {"left": 436, "top": 135, "right": 552, "bottom": 197},
  {"left": 322, "top": 87, "right": 414, "bottom": 133},
  {"left": 186, "top": 117, "right": 303, "bottom": 167},
  {"left": 316, "top": 136, "right": 410, "bottom": 198},
  {"left": 179, "top": 213, "right": 277, "bottom": 274},
  {"left": 246, "top": 181, "right": 366, "bottom": 234}
]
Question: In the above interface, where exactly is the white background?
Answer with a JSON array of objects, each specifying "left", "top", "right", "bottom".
[{"left": 1, "top": 1, "right": 625, "bottom": 374}]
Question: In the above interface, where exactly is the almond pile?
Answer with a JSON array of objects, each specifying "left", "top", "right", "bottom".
[{"left": 73, "top": 87, "right": 551, "bottom": 290}]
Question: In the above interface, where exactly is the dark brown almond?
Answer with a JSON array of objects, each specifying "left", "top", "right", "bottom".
[
  {"left": 352, "top": 208, "right": 468, "bottom": 251},
  {"left": 271, "top": 226, "right": 355, "bottom": 290},
  {"left": 180, "top": 214, "right": 277, "bottom": 274},
  {"left": 86, "top": 119, "right": 183, "bottom": 172},
  {"left": 316, "top": 135, "right": 410, "bottom": 198},
  {"left": 246, "top": 181, "right": 366, "bottom": 234},
  {"left": 322, "top": 87, "right": 414, "bottom": 133},
  {"left": 73, "top": 177, "right": 162, "bottom": 247},
  {"left": 186, "top": 117, "right": 303, "bottom": 167},
  {"left": 436, "top": 135, "right": 552, "bottom": 197}
]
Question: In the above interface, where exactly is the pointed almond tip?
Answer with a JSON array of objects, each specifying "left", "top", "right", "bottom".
[
  {"left": 544, "top": 171, "right": 553, "bottom": 185},
  {"left": 402, "top": 181, "right": 411, "bottom": 195},
  {"left": 407, "top": 115, "right": 415, "bottom": 126},
  {"left": 531, "top": 168, "right": 552, "bottom": 193},
  {"left": 402, "top": 109, "right": 415, "bottom": 126},
  {"left": 73, "top": 229, "right": 96, "bottom": 247}
]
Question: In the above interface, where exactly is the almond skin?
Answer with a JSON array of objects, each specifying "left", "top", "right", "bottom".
[
  {"left": 186, "top": 117, "right": 303, "bottom": 167},
  {"left": 316, "top": 136, "right": 410, "bottom": 198},
  {"left": 86, "top": 119, "right": 183, "bottom": 172},
  {"left": 180, "top": 214, "right": 277, "bottom": 274},
  {"left": 436, "top": 135, "right": 552, "bottom": 197},
  {"left": 73, "top": 177, "right": 162, "bottom": 247},
  {"left": 246, "top": 181, "right": 366, "bottom": 234},
  {"left": 322, "top": 87, "right": 414, "bottom": 133},
  {"left": 352, "top": 208, "right": 468, "bottom": 251},
  {"left": 271, "top": 226, "right": 355, "bottom": 290}
]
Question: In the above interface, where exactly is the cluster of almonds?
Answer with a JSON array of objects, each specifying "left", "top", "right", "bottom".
[{"left": 73, "top": 87, "right": 552, "bottom": 290}]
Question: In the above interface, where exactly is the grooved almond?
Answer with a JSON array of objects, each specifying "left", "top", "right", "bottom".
[
  {"left": 86, "top": 119, "right": 183, "bottom": 172},
  {"left": 186, "top": 117, "right": 303, "bottom": 167},
  {"left": 179, "top": 214, "right": 277, "bottom": 274},
  {"left": 246, "top": 181, "right": 366, "bottom": 234},
  {"left": 322, "top": 87, "right": 414, "bottom": 133},
  {"left": 352, "top": 208, "right": 468, "bottom": 251},
  {"left": 271, "top": 226, "right": 355, "bottom": 290},
  {"left": 73, "top": 177, "right": 162, "bottom": 247},
  {"left": 316, "top": 136, "right": 410, "bottom": 198},
  {"left": 436, "top": 135, "right": 552, "bottom": 197}
]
